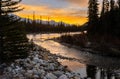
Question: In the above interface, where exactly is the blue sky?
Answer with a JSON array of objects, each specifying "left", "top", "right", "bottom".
[
  {"left": 21, "top": 0, "right": 88, "bottom": 16},
  {"left": 22, "top": 0, "right": 69, "bottom": 9}
]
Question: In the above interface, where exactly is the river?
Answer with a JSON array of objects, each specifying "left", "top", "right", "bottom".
[{"left": 27, "top": 32, "right": 120, "bottom": 78}]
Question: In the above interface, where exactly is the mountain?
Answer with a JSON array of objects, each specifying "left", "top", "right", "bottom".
[
  {"left": 22, "top": 18, "right": 71, "bottom": 26},
  {"left": 10, "top": 14, "right": 74, "bottom": 27}
]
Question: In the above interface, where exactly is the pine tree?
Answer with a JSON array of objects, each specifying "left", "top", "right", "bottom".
[
  {"left": 104, "top": 0, "right": 110, "bottom": 12},
  {"left": 101, "top": 0, "right": 110, "bottom": 16},
  {"left": 110, "top": 0, "right": 115, "bottom": 11},
  {"left": 87, "top": 65, "right": 96, "bottom": 79},
  {"left": 101, "top": 0, "right": 105, "bottom": 16},
  {"left": 118, "top": 0, "right": 120, "bottom": 8},
  {"left": 88, "top": 0, "right": 99, "bottom": 35},
  {"left": 0, "top": 0, "right": 29, "bottom": 63}
]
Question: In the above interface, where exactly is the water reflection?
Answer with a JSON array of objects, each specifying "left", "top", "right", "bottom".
[
  {"left": 27, "top": 33, "right": 120, "bottom": 78},
  {"left": 27, "top": 32, "right": 87, "bottom": 78},
  {"left": 27, "top": 32, "right": 81, "bottom": 41},
  {"left": 58, "top": 59, "right": 87, "bottom": 78}
]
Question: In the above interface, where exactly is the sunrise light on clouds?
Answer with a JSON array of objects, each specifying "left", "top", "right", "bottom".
[{"left": 15, "top": 0, "right": 89, "bottom": 25}]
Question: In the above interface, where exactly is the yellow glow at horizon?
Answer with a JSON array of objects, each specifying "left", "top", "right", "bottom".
[
  {"left": 16, "top": 13, "right": 88, "bottom": 25},
  {"left": 15, "top": 3, "right": 88, "bottom": 25}
]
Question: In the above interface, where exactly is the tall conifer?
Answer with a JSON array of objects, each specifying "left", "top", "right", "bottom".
[
  {"left": 88, "top": 0, "right": 99, "bottom": 35},
  {"left": 101, "top": 0, "right": 110, "bottom": 16},
  {"left": 0, "top": 0, "right": 29, "bottom": 63},
  {"left": 110, "top": 0, "right": 115, "bottom": 11}
]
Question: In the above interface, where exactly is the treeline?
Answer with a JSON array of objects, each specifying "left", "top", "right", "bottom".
[
  {"left": 88, "top": 0, "right": 120, "bottom": 38},
  {"left": 57, "top": 0, "right": 120, "bottom": 58},
  {"left": 58, "top": 34, "right": 88, "bottom": 47},
  {"left": 22, "top": 19, "right": 82, "bottom": 33}
]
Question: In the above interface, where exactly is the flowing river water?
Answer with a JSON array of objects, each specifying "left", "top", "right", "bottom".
[{"left": 27, "top": 32, "right": 120, "bottom": 78}]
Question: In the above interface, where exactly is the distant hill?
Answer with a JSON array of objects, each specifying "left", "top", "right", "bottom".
[
  {"left": 12, "top": 14, "right": 82, "bottom": 27},
  {"left": 20, "top": 17, "right": 72, "bottom": 27}
]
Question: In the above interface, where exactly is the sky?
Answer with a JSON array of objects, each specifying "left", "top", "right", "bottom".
[{"left": 16, "top": 0, "right": 89, "bottom": 25}]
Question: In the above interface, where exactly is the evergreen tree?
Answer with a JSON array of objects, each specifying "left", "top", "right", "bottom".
[
  {"left": 110, "top": 0, "right": 115, "bottom": 11},
  {"left": 101, "top": 0, "right": 110, "bottom": 16},
  {"left": 0, "top": 0, "right": 29, "bottom": 63},
  {"left": 88, "top": 0, "right": 99, "bottom": 35},
  {"left": 87, "top": 65, "right": 96, "bottom": 79},
  {"left": 101, "top": 0, "right": 105, "bottom": 16},
  {"left": 99, "top": 0, "right": 120, "bottom": 37},
  {"left": 117, "top": 0, "right": 120, "bottom": 8}
]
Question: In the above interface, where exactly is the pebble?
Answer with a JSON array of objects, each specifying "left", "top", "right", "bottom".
[
  {"left": 58, "top": 74, "right": 69, "bottom": 79},
  {"left": 45, "top": 73, "right": 57, "bottom": 79},
  {"left": 53, "top": 71, "right": 64, "bottom": 77}
]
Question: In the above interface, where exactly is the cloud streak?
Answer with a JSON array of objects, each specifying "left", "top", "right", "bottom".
[
  {"left": 16, "top": 0, "right": 88, "bottom": 25},
  {"left": 18, "top": 3, "right": 87, "bottom": 17},
  {"left": 62, "top": 0, "right": 88, "bottom": 7}
]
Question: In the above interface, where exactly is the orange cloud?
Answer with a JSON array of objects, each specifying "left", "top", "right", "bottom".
[{"left": 15, "top": 4, "right": 88, "bottom": 25}]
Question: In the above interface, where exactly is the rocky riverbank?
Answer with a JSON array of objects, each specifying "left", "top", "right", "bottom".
[{"left": 0, "top": 45, "right": 85, "bottom": 79}]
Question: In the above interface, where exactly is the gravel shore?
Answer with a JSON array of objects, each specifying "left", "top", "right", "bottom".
[{"left": 0, "top": 45, "right": 84, "bottom": 79}]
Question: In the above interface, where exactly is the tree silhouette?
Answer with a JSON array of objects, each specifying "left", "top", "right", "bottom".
[
  {"left": 87, "top": 0, "right": 120, "bottom": 40},
  {"left": 117, "top": 0, "right": 120, "bottom": 8},
  {"left": 88, "top": 0, "right": 99, "bottom": 35},
  {"left": 87, "top": 65, "right": 96, "bottom": 79},
  {"left": 0, "top": 0, "right": 29, "bottom": 63},
  {"left": 100, "top": 0, "right": 120, "bottom": 37},
  {"left": 101, "top": 0, "right": 110, "bottom": 16},
  {"left": 110, "top": 0, "right": 115, "bottom": 11}
]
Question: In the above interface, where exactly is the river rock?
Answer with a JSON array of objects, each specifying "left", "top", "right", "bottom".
[
  {"left": 74, "top": 75, "right": 81, "bottom": 79},
  {"left": 53, "top": 71, "right": 64, "bottom": 77},
  {"left": 33, "top": 56, "right": 40, "bottom": 63},
  {"left": 87, "top": 78, "right": 91, "bottom": 79},
  {"left": 43, "top": 76, "right": 47, "bottom": 79},
  {"left": 65, "top": 72, "right": 73, "bottom": 78},
  {"left": 58, "top": 74, "right": 69, "bottom": 79},
  {"left": 26, "top": 70, "right": 33, "bottom": 77},
  {"left": 45, "top": 73, "right": 57, "bottom": 79},
  {"left": 0, "top": 45, "right": 88, "bottom": 79},
  {"left": 48, "top": 63, "right": 55, "bottom": 70},
  {"left": 33, "top": 74, "right": 39, "bottom": 79}
]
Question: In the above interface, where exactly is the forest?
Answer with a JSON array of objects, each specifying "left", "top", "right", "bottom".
[
  {"left": 21, "top": 18, "right": 83, "bottom": 33},
  {"left": 58, "top": 0, "right": 120, "bottom": 57},
  {"left": 0, "top": 0, "right": 120, "bottom": 79},
  {"left": 88, "top": 0, "right": 120, "bottom": 39}
]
